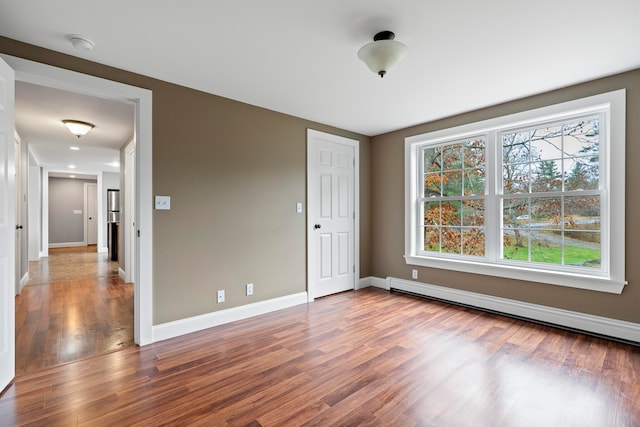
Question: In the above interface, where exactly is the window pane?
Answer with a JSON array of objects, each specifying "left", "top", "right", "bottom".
[
  {"left": 441, "top": 201, "right": 461, "bottom": 226},
  {"left": 464, "top": 140, "right": 485, "bottom": 168},
  {"left": 464, "top": 168, "right": 485, "bottom": 195},
  {"left": 424, "top": 226, "right": 441, "bottom": 252},
  {"left": 462, "top": 199, "right": 484, "bottom": 226},
  {"left": 503, "top": 131, "right": 530, "bottom": 163},
  {"left": 442, "top": 170, "right": 462, "bottom": 196},
  {"left": 565, "top": 195, "right": 600, "bottom": 223},
  {"left": 424, "top": 147, "right": 442, "bottom": 173},
  {"left": 531, "top": 160, "right": 562, "bottom": 192},
  {"left": 462, "top": 228, "right": 485, "bottom": 256},
  {"left": 565, "top": 157, "right": 598, "bottom": 190},
  {"left": 530, "top": 231, "right": 561, "bottom": 265},
  {"left": 530, "top": 125, "right": 563, "bottom": 161},
  {"left": 503, "top": 163, "right": 529, "bottom": 194},
  {"left": 441, "top": 227, "right": 461, "bottom": 254},
  {"left": 442, "top": 144, "right": 462, "bottom": 170},
  {"left": 563, "top": 119, "right": 599, "bottom": 158},
  {"left": 424, "top": 173, "right": 442, "bottom": 197},
  {"left": 564, "top": 232, "right": 601, "bottom": 268},
  {"left": 424, "top": 201, "right": 441, "bottom": 226},
  {"left": 503, "top": 197, "right": 529, "bottom": 228},
  {"left": 531, "top": 196, "right": 561, "bottom": 229},
  {"left": 503, "top": 231, "right": 529, "bottom": 261}
]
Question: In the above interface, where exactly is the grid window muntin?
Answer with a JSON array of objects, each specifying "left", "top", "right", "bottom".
[{"left": 405, "top": 90, "right": 625, "bottom": 293}]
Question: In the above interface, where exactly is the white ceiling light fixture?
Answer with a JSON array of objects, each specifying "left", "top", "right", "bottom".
[
  {"left": 69, "top": 34, "right": 95, "bottom": 52},
  {"left": 358, "top": 31, "right": 408, "bottom": 78},
  {"left": 62, "top": 119, "right": 95, "bottom": 138}
]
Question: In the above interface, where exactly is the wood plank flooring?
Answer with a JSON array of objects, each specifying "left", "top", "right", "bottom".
[
  {"left": 14, "top": 247, "right": 134, "bottom": 376},
  {"left": 2, "top": 287, "right": 639, "bottom": 426}
]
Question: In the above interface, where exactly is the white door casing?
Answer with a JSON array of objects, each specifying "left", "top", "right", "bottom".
[
  {"left": 1, "top": 53, "right": 153, "bottom": 346},
  {"left": 124, "top": 139, "right": 136, "bottom": 283},
  {"left": 307, "top": 129, "right": 359, "bottom": 300},
  {"left": 85, "top": 183, "right": 98, "bottom": 245},
  {"left": 0, "top": 57, "right": 16, "bottom": 393}
]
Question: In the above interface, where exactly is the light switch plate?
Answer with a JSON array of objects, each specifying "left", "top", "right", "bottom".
[
  {"left": 155, "top": 195, "right": 171, "bottom": 210},
  {"left": 296, "top": 202, "right": 303, "bottom": 213}
]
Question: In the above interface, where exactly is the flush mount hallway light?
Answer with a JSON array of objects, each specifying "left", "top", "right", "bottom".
[
  {"left": 63, "top": 120, "right": 95, "bottom": 138},
  {"left": 358, "top": 31, "right": 408, "bottom": 78}
]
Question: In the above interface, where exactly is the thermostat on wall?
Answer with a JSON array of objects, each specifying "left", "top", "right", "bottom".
[{"left": 155, "top": 195, "right": 171, "bottom": 210}]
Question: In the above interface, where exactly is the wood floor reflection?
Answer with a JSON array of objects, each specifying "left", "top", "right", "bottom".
[
  {"left": 15, "top": 246, "right": 134, "bottom": 376},
  {"left": 2, "top": 288, "right": 639, "bottom": 426}
]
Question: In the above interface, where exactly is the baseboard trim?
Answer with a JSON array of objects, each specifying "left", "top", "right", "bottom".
[
  {"left": 19, "top": 272, "right": 29, "bottom": 293},
  {"left": 385, "top": 276, "right": 640, "bottom": 343},
  {"left": 49, "top": 242, "right": 85, "bottom": 248},
  {"left": 118, "top": 268, "right": 125, "bottom": 281},
  {"left": 98, "top": 246, "right": 108, "bottom": 253},
  {"left": 153, "top": 292, "right": 309, "bottom": 343}
]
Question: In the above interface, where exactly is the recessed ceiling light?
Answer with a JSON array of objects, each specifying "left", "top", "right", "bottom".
[
  {"left": 69, "top": 165, "right": 76, "bottom": 169},
  {"left": 70, "top": 146, "right": 80, "bottom": 150},
  {"left": 70, "top": 175, "right": 76, "bottom": 178},
  {"left": 109, "top": 161, "right": 120, "bottom": 167}
]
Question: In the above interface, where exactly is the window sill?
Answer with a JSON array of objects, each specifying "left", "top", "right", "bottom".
[{"left": 404, "top": 254, "right": 626, "bottom": 294}]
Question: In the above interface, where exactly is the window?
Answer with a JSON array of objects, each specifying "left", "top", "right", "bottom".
[{"left": 405, "top": 90, "right": 626, "bottom": 293}]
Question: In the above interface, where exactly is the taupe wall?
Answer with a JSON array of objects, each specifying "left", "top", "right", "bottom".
[
  {"left": 0, "top": 37, "right": 371, "bottom": 325},
  {"left": 371, "top": 69, "right": 640, "bottom": 323},
  {"left": 48, "top": 177, "right": 96, "bottom": 244}
]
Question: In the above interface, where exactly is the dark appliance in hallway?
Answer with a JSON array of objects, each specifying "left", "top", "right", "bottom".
[{"left": 107, "top": 189, "right": 120, "bottom": 261}]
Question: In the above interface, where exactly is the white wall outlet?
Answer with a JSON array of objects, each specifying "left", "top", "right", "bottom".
[
  {"left": 246, "top": 283, "right": 254, "bottom": 296},
  {"left": 216, "top": 289, "right": 225, "bottom": 303},
  {"left": 412, "top": 269, "right": 418, "bottom": 279},
  {"left": 155, "top": 195, "right": 171, "bottom": 210},
  {"left": 296, "top": 202, "right": 303, "bottom": 213}
]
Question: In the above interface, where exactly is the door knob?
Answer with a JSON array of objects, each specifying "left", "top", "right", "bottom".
[
  {"left": 16, "top": 225, "right": 23, "bottom": 230},
  {"left": 314, "top": 224, "right": 321, "bottom": 229}
]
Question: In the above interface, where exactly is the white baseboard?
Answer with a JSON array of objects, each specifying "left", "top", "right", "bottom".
[
  {"left": 358, "top": 276, "right": 390, "bottom": 290},
  {"left": 118, "top": 268, "right": 125, "bottom": 281},
  {"left": 98, "top": 246, "right": 108, "bottom": 253},
  {"left": 19, "top": 272, "right": 29, "bottom": 293},
  {"left": 49, "top": 242, "right": 85, "bottom": 248},
  {"left": 385, "top": 276, "right": 640, "bottom": 343},
  {"left": 153, "top": 292, "right": 309, "bottom": 343}
]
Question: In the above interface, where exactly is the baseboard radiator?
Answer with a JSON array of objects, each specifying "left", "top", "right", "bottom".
[{"left": 382, "top": 276, "right": 640, "bottom": 345}]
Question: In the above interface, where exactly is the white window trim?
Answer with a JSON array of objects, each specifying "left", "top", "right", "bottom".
[{"left": 405, "top": 89, "right": 626, "bottom": 294}]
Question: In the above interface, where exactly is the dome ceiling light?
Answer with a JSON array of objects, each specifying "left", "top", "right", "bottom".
[
  {"left": 62, "top": 119, "right": 95, "bottom": 138},
  {"left": 358, "top": 31, "right": 408, "bottom": 78}
]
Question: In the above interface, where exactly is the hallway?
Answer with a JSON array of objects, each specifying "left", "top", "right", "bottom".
[{"left": 14, "top": 246, "right": 134, "bottom": 376}]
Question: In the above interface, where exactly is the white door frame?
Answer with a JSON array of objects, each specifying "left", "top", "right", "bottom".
[
  {"left": 1, "top": 54, "right": 154, "bottom": 346},
  {"left": 124, "top": 138, "right": 136, "bottom": 283},
  {"left": 306, "top": 129, "right": 360, "bottom": 301},
  {"left": 0, "top": 57, "right": 16, "bottom": 392}
]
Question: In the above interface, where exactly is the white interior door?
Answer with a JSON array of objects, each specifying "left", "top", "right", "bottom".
[
  {"left": 86, "top": 183, "right": 97, "bottom": 245},
  {"left": 307, "top": 129, "right": 357, "bottom": 299},
  {"left": 0, "top": 57, "right": 16, "bottom": 392}
]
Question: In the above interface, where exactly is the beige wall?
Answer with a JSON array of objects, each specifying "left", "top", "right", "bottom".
[
  {"left": 371, "top": 68, "right": 640, "bottom": 323},
  {"left": 0, "top": 37, "right": 370, "bottom": 325}
]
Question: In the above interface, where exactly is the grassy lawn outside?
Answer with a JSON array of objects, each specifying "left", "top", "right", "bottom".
[{"left": 503, "top": 235, "right": 601, "bottom": 268}]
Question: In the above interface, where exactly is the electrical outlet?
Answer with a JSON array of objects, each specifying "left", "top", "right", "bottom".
[
  {"left": 246, "top": 283, "right": 254, "bottom": 296},
  {"left": 216, "top": 290, "right": 225, "bottom": 303},
  {"left": 412, "top": 269, "right": 418, "bottom": 279}
]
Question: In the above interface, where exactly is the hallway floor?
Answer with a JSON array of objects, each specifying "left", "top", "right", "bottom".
[{"left": 14, "top": 246, "right": 134, "bottom": 376}]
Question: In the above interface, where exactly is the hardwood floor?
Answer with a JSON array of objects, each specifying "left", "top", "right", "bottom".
[
  {"left": 2, "top": 287, "right": 639, "bottom": 426},
  {"left": 14, "top": 247, "right": 134, "bottom": 376}
]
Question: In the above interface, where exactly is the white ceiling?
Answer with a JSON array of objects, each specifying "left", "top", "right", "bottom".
[
  {"left": 16, "top": 81, "right": 132, "bottom": 176},
  {"left": 2, "top": 1, "right": 640, "bottom": 151}
]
